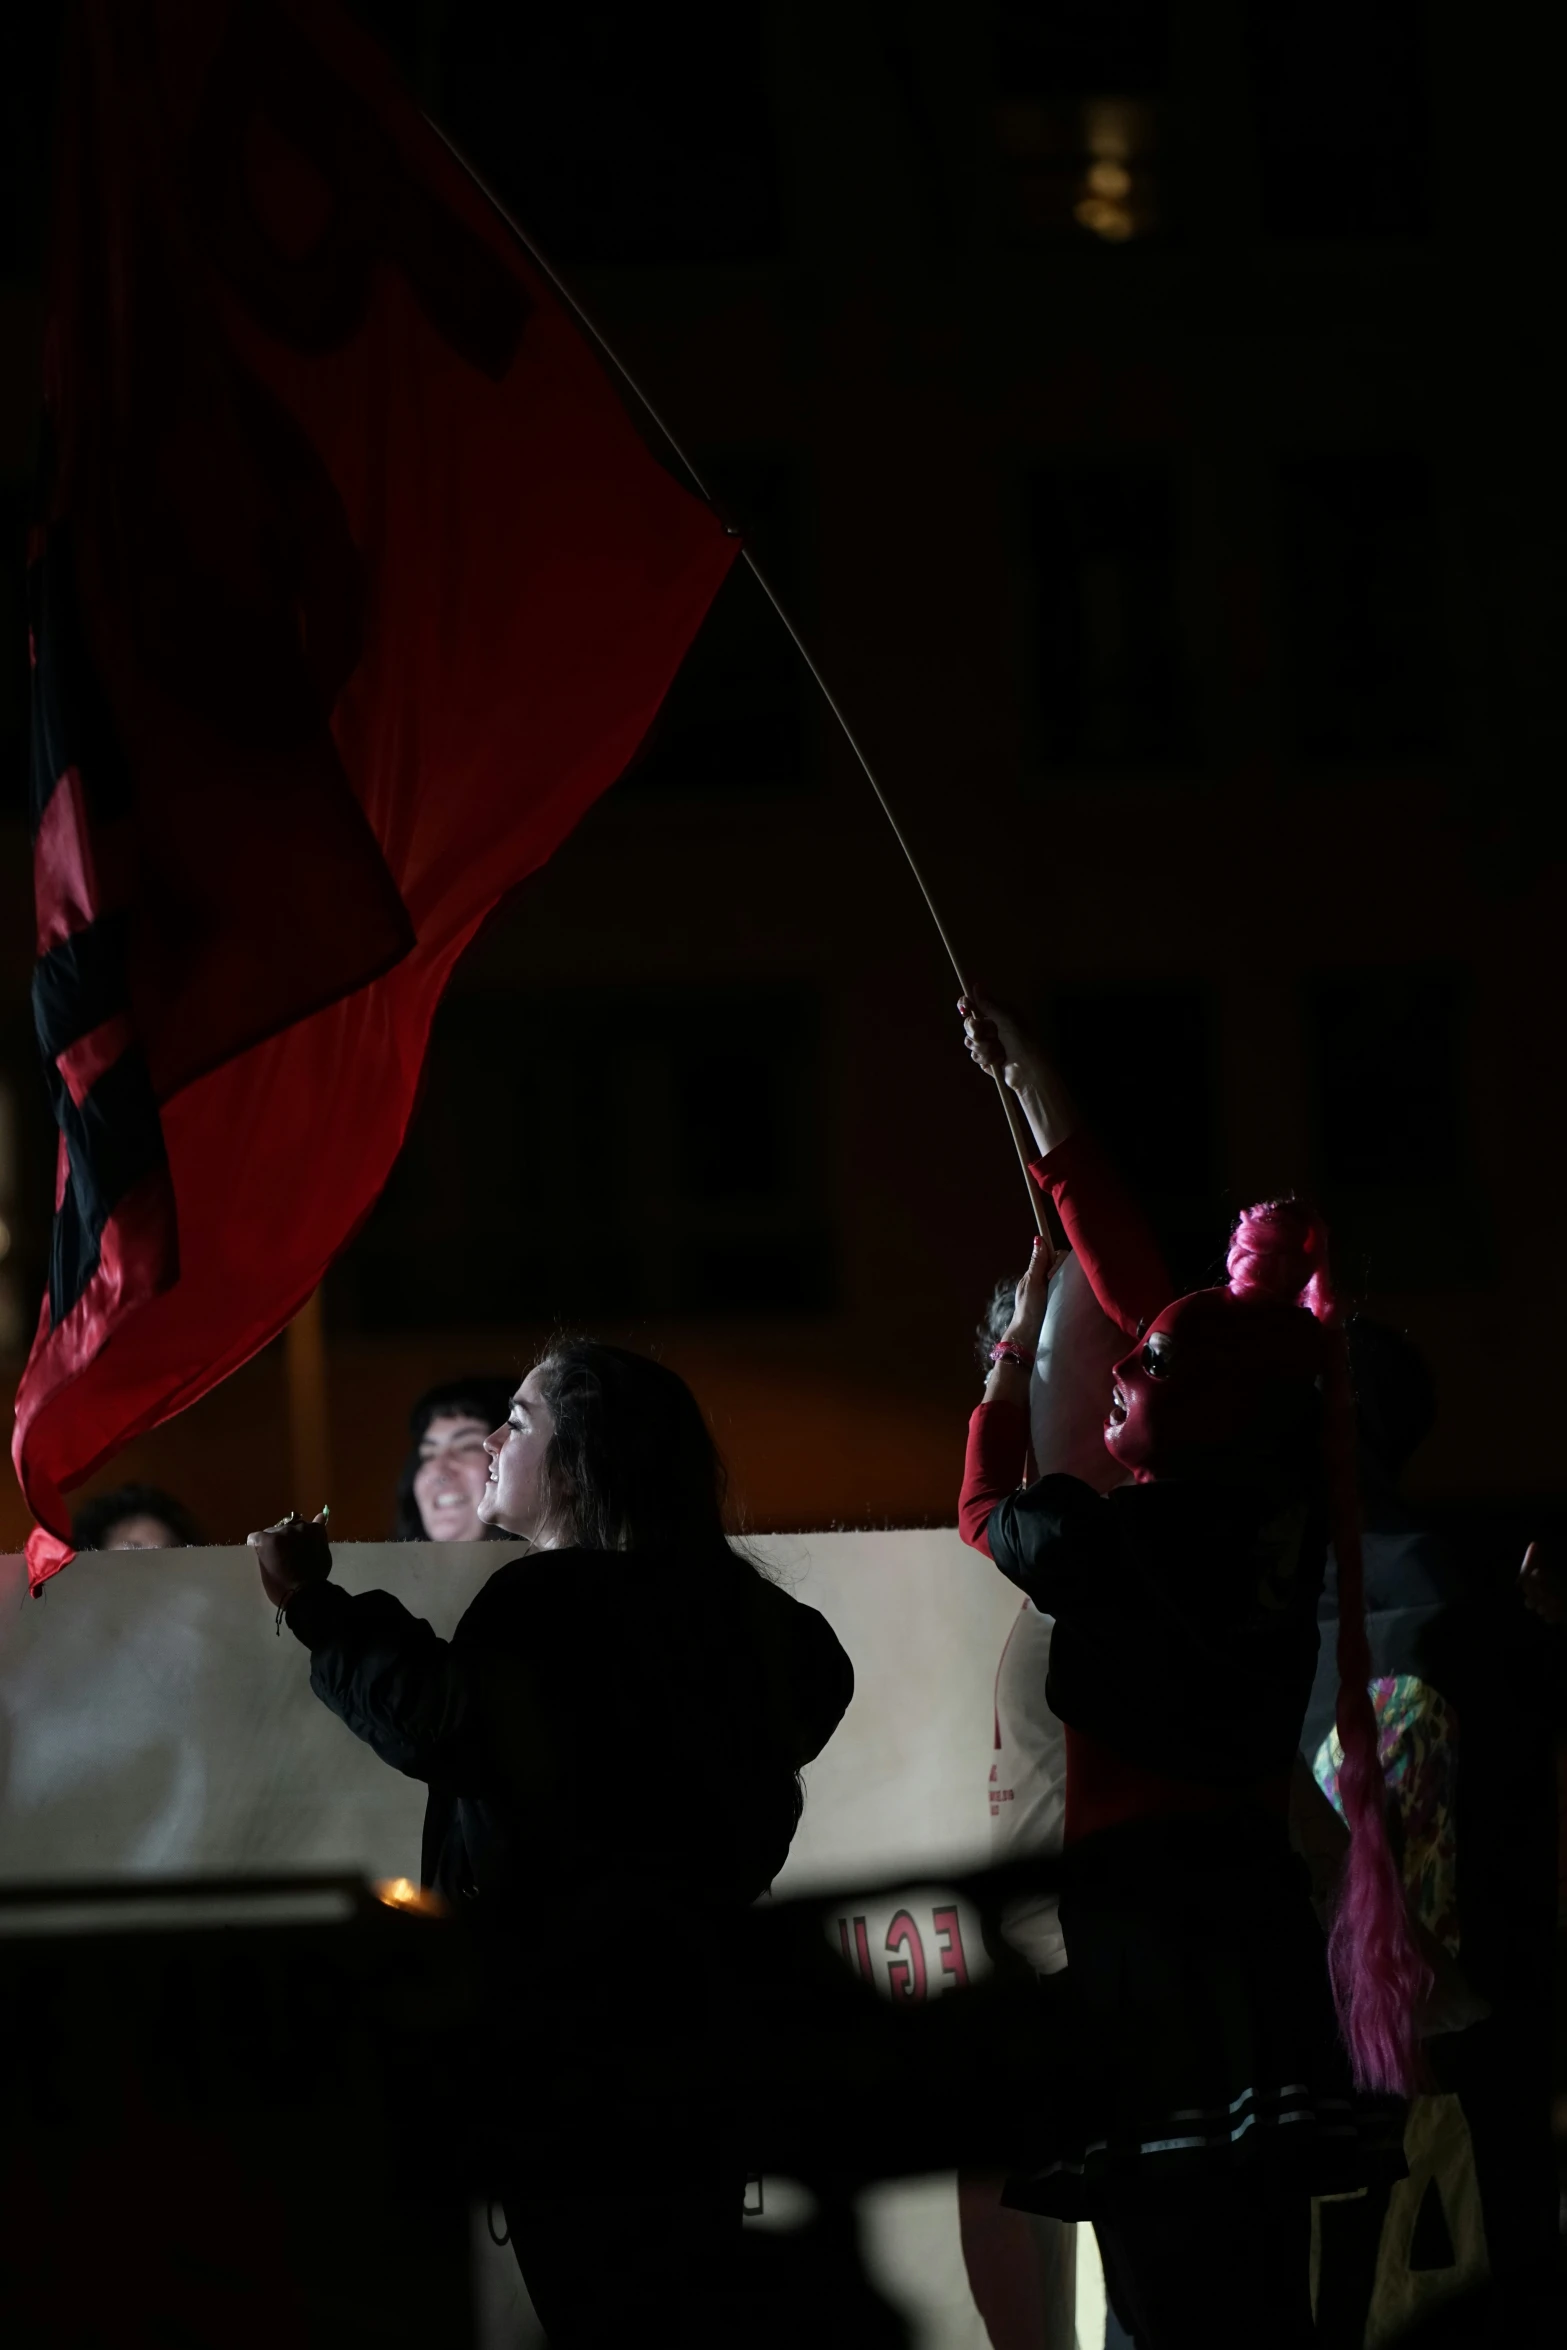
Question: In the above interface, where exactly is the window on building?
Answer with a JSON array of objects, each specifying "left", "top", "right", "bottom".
[
  {"left": 1247, "top": 0, "right": 1431, "bottom": 240},
  {"left": 1047, "top": 983, "right": 1221, "bottom": 1291},
  {"left": 1306, "top": 970, "right": 1479, "bottom": 1289},
  {"left": 329, "top": 986, "right": 833, "bottom": 1330},
  {"left": 624, "top": 455, "right": 808, "bottom": 795},
  {"left": 1275, "top": 453, "right": 1446, "bottom": 763},
  {"left": 1027, "top": 466, "right": 1195, "bottom": 773},
  {"left": 437, "top": 2, "right": 782, "bottom": 265},
  {"left": 995, "top": 1, "right": 1168, "bottom": 245}
]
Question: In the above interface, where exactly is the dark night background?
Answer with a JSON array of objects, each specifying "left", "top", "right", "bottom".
[{"left": 0, "top": 0, "right": 1563, "bottom": 1558}]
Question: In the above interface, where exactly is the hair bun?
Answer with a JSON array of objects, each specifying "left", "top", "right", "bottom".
[{"left": 1226, "top": 1198, "right": 1326, "bottom": 1308}]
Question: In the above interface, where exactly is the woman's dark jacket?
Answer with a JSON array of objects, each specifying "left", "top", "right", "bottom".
[{"left": 285, "top": 1547, "right": 854, "bottom": 1921}]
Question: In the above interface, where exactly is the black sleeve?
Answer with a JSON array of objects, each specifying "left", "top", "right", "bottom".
[
  {"left": 984, "top": 1473, "right": 1121, "bottom": 1615},
  {"left": 284, "top": 1580, "right": 483, "bottom": 1788},
  {"left": 778, "top": 1590, "right": 854, "bottom": 1764}
]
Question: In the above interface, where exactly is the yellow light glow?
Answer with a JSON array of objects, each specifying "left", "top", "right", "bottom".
[
  {"left": 373, "top": 1876, "right": 446, "bottom": 1916},
  {"left": 1086, "top": 160, "right": 1132, "bottom": 200},
  {"left": 1083, "top": 97, "right": 1139, "bottom": 164},
  {"left": 1074, "top": 198, "right": 1135, "bottom": 242}
]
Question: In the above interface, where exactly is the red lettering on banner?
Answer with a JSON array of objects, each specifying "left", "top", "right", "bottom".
[
  {"left": 884, "top": 1910, "right": 927, "bottom": 2002},
  {"left": 851, "top": 1917, "right": 874, "bottom": 1984},
  {"left": 933, "top": 1905, "right": 969, "bottom": 1988}
]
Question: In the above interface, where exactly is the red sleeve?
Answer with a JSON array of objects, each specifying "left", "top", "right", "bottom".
[
  {"left": 1028, "top": 1129, "right": 1172, "bottom": 1340},
  {"left": 959, "top": 1398, "right": 1030, "bottom": 1557}
]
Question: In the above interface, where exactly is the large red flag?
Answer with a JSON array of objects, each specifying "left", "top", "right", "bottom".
[{"left": 14, "top": 0, "right": 738, "bottom": 1583}]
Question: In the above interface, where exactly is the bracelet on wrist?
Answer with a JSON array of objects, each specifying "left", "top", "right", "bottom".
[{"left": 988, "top": 1340, "right": 1035, "bottom": 1374}]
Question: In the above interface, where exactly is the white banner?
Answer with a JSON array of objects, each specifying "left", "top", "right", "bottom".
[{"left": 0, "top": 1531, "right": 1052, "bottom": 2347}]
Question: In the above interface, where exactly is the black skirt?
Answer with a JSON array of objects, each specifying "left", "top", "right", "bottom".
[{"left": 1002, "top": 1813, "right": 1407, "bottom": 2220}]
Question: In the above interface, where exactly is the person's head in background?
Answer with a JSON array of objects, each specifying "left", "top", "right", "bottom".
[
  {"left": 71, "top": 1483, "right": 206, "bottom": 1551},
  {"left": 976, "top": 1278, "right": 1019, "bottom": 1381},
  {"left": 1347, "top": 1317, "right": 1437, "bottom": 1493},
  {"left": 394, "top": 1376, "right": 517, "bottom": 1542}
]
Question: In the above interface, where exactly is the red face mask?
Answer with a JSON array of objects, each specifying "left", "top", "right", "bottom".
[{"left": 1104, "top": 1288, "right": 1327, "bottom": 1482}]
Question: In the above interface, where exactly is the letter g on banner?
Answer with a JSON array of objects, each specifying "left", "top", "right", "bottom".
[
  {"left": 184, "top": 0, "right": 531, "bottom": 378},
  {"left": 884, "top": 1910, "right": 928, "bottom": 2003}
]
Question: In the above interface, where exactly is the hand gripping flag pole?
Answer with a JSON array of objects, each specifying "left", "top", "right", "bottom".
[{"left": 425, "top": 121, "right": 1049, "bottom": 1239}]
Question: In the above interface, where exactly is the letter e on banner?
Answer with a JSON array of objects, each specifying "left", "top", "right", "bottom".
[{"left": 933, "top": 1904, "right": 969, "bottom": 1989}]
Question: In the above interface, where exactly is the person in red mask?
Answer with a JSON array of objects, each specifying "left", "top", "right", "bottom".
[{"left": 956, "top": 999, "right": 1427, "bottom": 2350}]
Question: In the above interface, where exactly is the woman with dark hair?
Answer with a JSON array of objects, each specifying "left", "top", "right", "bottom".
[
  {"left": 71, "top": 1482, "right": 207, "bottom": 1550},
  {"left": 392, "top": 1375, "right": 517, "bottom": 1541},
  {"left": 251, "top": 1342, "right": 853, "bottom": 2346},
  {"left": 955, "top": 998, "right": 1422, "bottom": 2349}
]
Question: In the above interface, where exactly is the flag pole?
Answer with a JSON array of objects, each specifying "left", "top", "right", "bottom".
[
  {"left": 730, "top": 556, "right": 1047, "bottom": 1228},
  {"left": 424, "top": 121, "right": 1047, "bottom": 1236}
]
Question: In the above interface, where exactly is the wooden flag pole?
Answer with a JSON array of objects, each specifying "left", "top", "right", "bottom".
[
  {"left": 732, "top": 552, "right": 1047, "bottom": 1233},
  {"left": 425, "top": 119, "right": 1049, "bottom": 1237}
]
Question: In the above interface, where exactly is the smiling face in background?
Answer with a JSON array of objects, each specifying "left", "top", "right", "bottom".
[
  {"left": 478, "top": 1372, "right": 564, "bottom": 1545},
  {"left": 412, "top": 1414, "right": 495, "bottom": 1542}
]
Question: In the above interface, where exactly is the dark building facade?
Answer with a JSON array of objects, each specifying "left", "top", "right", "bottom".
[{"left": 2, "top": 1, "right": 1562, "bottom": 1547}]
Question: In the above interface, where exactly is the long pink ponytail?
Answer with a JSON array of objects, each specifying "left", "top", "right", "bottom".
[{"left": 1228, "top": 1201, "right": 1430, "bottom": 2097}]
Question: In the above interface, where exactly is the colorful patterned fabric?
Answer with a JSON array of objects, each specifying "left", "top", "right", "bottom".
[{"left": 1313, "top": 1675, "right": 1460, "bottom": 1953}]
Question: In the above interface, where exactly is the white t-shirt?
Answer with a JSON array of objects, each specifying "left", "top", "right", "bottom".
[{"left": 989, "top": 1248, "right": 1128, "bottom": 1974}]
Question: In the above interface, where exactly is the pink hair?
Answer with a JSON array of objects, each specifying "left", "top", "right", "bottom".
[{"left": 1227, "top": 1200, "right": 1430, "bottom": 2097}]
